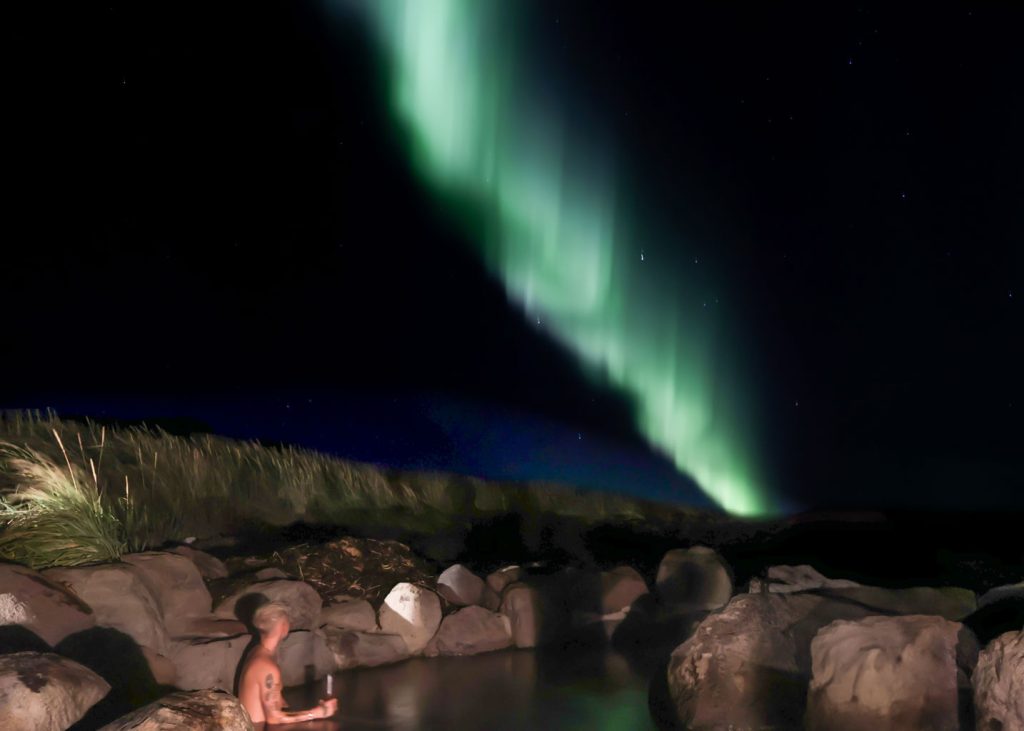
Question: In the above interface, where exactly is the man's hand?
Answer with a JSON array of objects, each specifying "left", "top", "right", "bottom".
[{"left": 317, "top": 698, "right": 339, "bottom": 718}]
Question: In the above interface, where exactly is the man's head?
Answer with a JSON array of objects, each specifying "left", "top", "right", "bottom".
[{"left": 252, "top": 602, "right": 290, "bottom": 639}]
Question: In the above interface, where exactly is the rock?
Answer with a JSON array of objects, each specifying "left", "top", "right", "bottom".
[
  {"left": 437, "top": 564, "right": 487, "bottom": 607},
  {"left": 97, "top": 688, "right": 254, "bottom": 730},
  {"left": 169, "top": 545, "right": 229, "bottom": 580},
  {"left": 140, "top": 646, "right": 177, "bottom": 686},
  {"left": 424, "top": 606, "right": 513, "bottom": 657},
  {"left": 323, "top": 627, "right": 409, "bottom": 670},
  {"left": 655, "top": 546, "right": 733, "bottom": 611},
  {"left": 481, "top": 586, "right": 502, "bottom": 612},
  {"left": 276, "top": 630, "right": 336, "bottom": 686},
  {"left": 601, "top": 566, "right": 649, "bottom": 615},
  {"left": 500, "top": 583, "right": 543, "bottom": 648},
  {"left": 979, "top": 580, "right": 1024, "bottom": 608},
  {"left": 486, "top": 565, "right": 523, "bottom": 595},
  {"left": 753, "top": 565, "right": 976, "bottom": 621},
  {"left": 45, "top": 563, "right": 171, "bottom": 655},
  {"left": 378, "top": 583, "right": 442, "bottom": 655},
  {"left": 254, "top": 567, "right": 289, "bottom": 581},
  {"left": 0, "top": 651, "right": 110, "bottom": 731},
  {"left": 965, "top": 594, "right": 1024, "bottom": 646},
  {"left": 0, "top": 562, "right": 95, "bottom": 646},
  {"left": 667, "top": 592, "right": 882, "bottom": 730},
  {"left": 172, "top": 616, "right": 249, "bottom": 640},
  {"left": 973, "top": 630, "right": 1024, "bottom": 731},
  {"left": 213, "top": 579, "right": 322, "bottom": 630},
  {"left": 320, "top": 597, "right": 377, "bottom": 632},
  {"left": 121, "top": 552, "right": 213, "bottom": 635},
  {"left": 170, "top": 634, "right": 250, "bottom": 691},
  {"left": 817, "top": 585, "right": 977, "bottom": 621},
  {"left": 805, "top": 614, "right": 976, "bottom": 731},
  {"left": 764, "top": 564, "right": 862, "bottom": 593}
]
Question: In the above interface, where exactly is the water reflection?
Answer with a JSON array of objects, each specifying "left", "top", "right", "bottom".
[{"left": 282, "top": 646, "right": 656, "bottom": 731}]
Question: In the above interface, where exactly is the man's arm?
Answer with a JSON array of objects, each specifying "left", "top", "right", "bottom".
[{"left": 260, "top": 666, "right": 328, "bottom": 725}]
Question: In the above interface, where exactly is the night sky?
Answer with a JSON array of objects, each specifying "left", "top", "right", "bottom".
[{"left": 7, "top": 1, "right": 1022, "bottom": 514}]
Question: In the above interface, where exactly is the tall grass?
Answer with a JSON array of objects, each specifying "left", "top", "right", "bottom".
[
  {"left": 0, "top": 410, "right": 706, "bottom": 567},
  {"left": 0, "top": 440, "right": 125, "bottom": 567}
]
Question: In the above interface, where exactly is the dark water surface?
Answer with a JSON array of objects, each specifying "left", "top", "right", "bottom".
[{"left": 282, "top": 647, "right": 657, "bottom": 731}]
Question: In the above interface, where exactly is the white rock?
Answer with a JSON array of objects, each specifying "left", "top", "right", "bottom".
[{"left": 378, "top": 583, "right": 442, "bottom": 655}]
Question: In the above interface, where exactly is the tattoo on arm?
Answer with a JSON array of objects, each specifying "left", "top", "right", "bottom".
[{"left": 261, "top": 669, "right": 322, "bottom": 724}]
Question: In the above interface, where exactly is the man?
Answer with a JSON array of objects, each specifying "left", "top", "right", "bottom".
[{"left": 238, "top": 602, "right": 338, "bottom": 725}]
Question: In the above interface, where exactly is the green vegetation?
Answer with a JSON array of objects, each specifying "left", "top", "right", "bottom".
[{"left": 0, "top": 410, "right": 713, "bottom": 568}]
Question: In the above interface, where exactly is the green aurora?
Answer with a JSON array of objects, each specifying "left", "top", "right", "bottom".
[{"left": 352, "top": 0, "right": 776, "bottom": 516}]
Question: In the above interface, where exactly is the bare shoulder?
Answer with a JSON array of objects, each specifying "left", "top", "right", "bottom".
[{"left": 240, "top": 651, "right": 278, "bottom": 686}]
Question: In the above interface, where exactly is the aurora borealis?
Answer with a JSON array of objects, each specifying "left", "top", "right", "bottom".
[{"left": 354, "top": 0, "right": 774, "bottom": 516}]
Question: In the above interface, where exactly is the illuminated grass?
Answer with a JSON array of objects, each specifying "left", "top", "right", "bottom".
[{"left": 0, "top": 410, "right": 711, "bottom": 567}]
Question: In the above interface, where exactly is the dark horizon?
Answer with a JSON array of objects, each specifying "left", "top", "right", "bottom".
[{"left": 5, "top": 1, "right": 1021, "bottom": 515}]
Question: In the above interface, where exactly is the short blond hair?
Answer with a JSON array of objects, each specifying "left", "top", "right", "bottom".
[{"left": 252, "top": 602, "right": 290, "bottom": 634}]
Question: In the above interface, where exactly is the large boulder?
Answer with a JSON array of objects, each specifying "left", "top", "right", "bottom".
[
  {"left": 0, "top": 651, "right": 110, "bottom": 731},
  {"left": 171, "top": 616, "right": 249, "bottom": 640},
  {"left": 486, "top": 565, "right": 523, "bottom": 595},
  {"left": 820, "top": 585, "right": 976, "bottom": 621},
  {"left": 213, "top": 579, "right": 322, "bottom": 631},
  {"left": 276, "top": 630, "right": 336, "bottom": 686},
  {"left": 170, "top": 634, "right": 250, "bottom": 691},
  {"left": 751, "top": 566, "right": 976, "bottom": 622},
  {"left": 121, "top": 552, "right": 213, "bottom": 635},
  {"left": 805, "top": 614, "right": 976, "bottom": 731},
  {"left": 45, "top": 563, "right": 171, "bottom": 655},
  {"left": 378, "top": 583, "right": 442, "bottom": 655},
  {"left": 323, "top": 627, "right": 409, "bottom": 670},
  {"left": 979, "top": 581, "right": 1024, "bottom": 608},
  {"left": 758, "top": 564, "right": 862, "bottom": 593},
  {"left": 97, "top": 688, "right": 254, "bottom": 731},
  {"left": 601, "top": 566, "right": 649, "bottom": 615},
  {"left": 168, "top": 545, "right": 229, "bottom": 580},
  {"left": 320, "top": 596, "right": 377, "bottom": 632},
  {"left": 667, "top": 592, "right": 882, "bottom": 730},
  {"left": 424, "top": 606, "right": 513, "bottom": 657},
  {"left": 437, "top": 564, "right": 487, "bottom": 607},
  {"left": 0, "top": 562, "right": 95, "bottom": 646},
  {"left": 500, "top": 583, "right": 544, "bottom": 648},
  {"left": 973, "top": 630, "right": 1024, "bottom": 731},
  {"left": 656, "top": 546, "right": 733, "bottom": 610}
]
